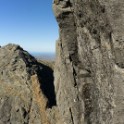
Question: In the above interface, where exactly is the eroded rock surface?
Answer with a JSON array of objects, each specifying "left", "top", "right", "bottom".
[
  {"left": 53, "top": 0, "right": 124, "bottom": 124},
  {"left": 0, "top": 44, "right": 58, "bottom": 124}
]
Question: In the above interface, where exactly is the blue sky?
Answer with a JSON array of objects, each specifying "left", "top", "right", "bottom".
[{"left": 0, "top": 0, "right": 58, "bottom": 53}]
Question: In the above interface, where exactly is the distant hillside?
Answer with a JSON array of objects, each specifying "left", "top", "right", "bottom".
[{"left": 38, "top": 59, "right": 55, "bottom": 70}]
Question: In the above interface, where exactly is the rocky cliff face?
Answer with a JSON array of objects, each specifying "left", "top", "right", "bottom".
[
  {"left": 1, "top": 1, "right": 124, "bottom": 124},
  {"left": 53, "top": 0, "right": 124, "bottom": 124},
  {"left": 0, "top": 44, "right": 58, "bottom": 124}
]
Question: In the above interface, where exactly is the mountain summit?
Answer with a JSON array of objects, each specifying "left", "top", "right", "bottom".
[{"left": 0, "top": 44, "right": 58, "bottom": 124}]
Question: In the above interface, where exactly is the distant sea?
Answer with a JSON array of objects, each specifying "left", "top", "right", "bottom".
[{"left": 30, "top": 52, "right": 55, "bottom": 61}]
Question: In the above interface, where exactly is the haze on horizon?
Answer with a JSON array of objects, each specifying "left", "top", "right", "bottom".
[{"left": 0, "top": 0, "right": 58, "bottom": 53}]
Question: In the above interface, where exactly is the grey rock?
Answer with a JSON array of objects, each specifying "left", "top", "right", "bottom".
[
  {"left": 0, "top": 44, "right": 57, "bottom": 124},
  {"left": 53, "top": 0, "right": 124, "bottom": 124}
]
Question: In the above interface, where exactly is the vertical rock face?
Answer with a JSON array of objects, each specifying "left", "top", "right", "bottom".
[{"left": 53, "top": 0, "right": 124, "bottom": 124}]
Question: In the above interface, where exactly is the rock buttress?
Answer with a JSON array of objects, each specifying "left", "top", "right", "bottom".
[{"left": 53, "top": 0, "right": 124, "bottom": 124}]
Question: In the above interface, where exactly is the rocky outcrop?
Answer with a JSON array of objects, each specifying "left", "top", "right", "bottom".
[
  {"left": 53, "top": 0, "right": 124, "bottom": 124},
  {"left": 1, "top": 1, "right": 124, "bottom": 124},
  {"left": 0, "top": 44, "right": 57, "bottom": 124}
]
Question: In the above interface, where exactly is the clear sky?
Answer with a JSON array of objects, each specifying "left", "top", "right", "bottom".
[{"left": 0, "top": 0, "right": 58, "bottom": 53}]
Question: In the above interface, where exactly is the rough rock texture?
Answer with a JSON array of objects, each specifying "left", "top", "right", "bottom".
[
  {"left": 53, "top": 0, "right": 124, "bottom": 124},
  {"left": 0, "top": 44, "right": 57, "bottom": 124}
]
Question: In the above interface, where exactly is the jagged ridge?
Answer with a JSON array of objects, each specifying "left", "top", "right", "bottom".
[{"left": 0, "top": 44, "right": 57, "bottom": 124}]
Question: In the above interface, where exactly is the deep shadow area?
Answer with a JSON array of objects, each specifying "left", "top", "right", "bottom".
[
  {"left": 19, "top": 49, "right": 56, "bottom": 108},
  {"left": 37, "top": 62, "right": 56, "bottom": 108}
]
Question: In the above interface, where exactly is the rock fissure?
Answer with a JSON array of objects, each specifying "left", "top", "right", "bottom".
[{"left": 69, "top": 108, "right": 74, "bottom": 124}]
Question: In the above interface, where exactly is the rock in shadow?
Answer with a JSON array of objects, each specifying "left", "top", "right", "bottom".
[{"left": 37, "top": 62, "right": 56, "bottom": 108}]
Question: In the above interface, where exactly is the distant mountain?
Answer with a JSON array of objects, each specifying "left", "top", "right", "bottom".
[{"left": 30, "top": 52, "right": 55, "bottom": 61}]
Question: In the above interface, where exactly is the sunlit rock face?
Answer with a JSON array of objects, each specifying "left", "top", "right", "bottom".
[
  {"left": 0, "top": 44, "right": 58, "bottom": 124},
  {"left": 53, "top": 0, "right": 124, "bottom": 124}
]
